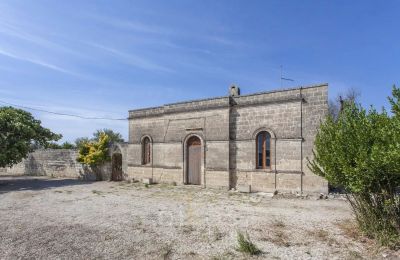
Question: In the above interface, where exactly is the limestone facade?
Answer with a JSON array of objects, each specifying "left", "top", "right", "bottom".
[{"left": 125, "top": 84, "right": 329, "bottom": 193}]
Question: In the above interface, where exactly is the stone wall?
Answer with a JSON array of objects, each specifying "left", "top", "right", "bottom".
[
  {"left": 230, "top": 84, "right": 329, "bottom": 193},
  {"left": 0, "top": 149, "right": 112, "bottom": 181},
  {"left": 127, "top": 97, "right": 231, "bottom": 188}
]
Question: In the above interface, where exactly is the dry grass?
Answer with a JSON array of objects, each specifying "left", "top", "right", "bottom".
[
  {"left": 181, "top": 224, "right": 195, "bottom": 234},
  {"left": 307, "top": 228, "right": 338, "bottom": 246},
  {"left": 273, "top": 219, "right": 286, "bottom": 228},
  {"left": 160, "top": 244, "right": 173, "bottom": 260},
  {"left": 337, "top": 220, "right": 361, "bottom": 240},
  {"left": 271, "top": 230, "right": 291, "bottom": 247},
  {"left": 308, "top": 228, "right": 329, "bottom": 240}
]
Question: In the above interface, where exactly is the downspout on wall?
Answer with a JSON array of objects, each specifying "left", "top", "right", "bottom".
[{"left": 300, "top": 87, "right": 304, "bottom": 194}]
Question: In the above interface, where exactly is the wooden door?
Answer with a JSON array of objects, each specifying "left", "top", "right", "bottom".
[
  {"left": 111, "top": 153, "right": 122, "bottom": 181},
  {"left": 187, "top": 137, "right": 201, "bottom": 185}
]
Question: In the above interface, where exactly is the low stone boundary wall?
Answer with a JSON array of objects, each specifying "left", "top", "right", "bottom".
[{"left": 0, "top": 149, "right": 111, "bottom": 180}]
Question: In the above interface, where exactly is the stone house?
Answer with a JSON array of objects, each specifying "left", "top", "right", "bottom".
[{"left": 122, "top": 84, "right": 328, "bottom": 193}]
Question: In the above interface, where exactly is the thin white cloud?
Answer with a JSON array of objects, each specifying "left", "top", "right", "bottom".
[
  {"left": 87, "top": 42, "right": 174, "bottom": 73},
  {"left": 88, "top": 14, "right": 171, "bottom": 35},
  {"left": 0, "top": 47, "right": 83, "bottom": 76},
  {"left": 89, "top": 14, "right": 241, "bottom": 48},
  {"left": 0, "top": 20, "right": 85, "bottom": 58}
]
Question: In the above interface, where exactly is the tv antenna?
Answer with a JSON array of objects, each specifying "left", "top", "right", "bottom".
[{"left": 280, "top": 65, "right": 294, "bottom": 88}]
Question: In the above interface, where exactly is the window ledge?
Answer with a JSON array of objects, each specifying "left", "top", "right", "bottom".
[{"left": 254, "top": 168, "right": 274, "bottom": 173}]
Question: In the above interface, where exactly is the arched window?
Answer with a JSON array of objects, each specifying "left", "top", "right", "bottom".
[
  {"left": 256, "top": 131, "right": 271, "bottom": 169},
  {"left": 142, "top": 137, "right": 151, "bottom": 165}
]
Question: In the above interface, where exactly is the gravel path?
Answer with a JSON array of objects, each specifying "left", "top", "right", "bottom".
[{"left": 0, "top": 176, "right": 395, "bottom": 259}]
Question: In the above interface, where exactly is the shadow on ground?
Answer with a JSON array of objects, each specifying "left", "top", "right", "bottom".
[{"left": 0, "top": 176, "right": 93, "bottom": 194}]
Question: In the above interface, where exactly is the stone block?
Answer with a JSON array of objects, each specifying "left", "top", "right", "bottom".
[
  {"left": 142, "top": 178, "right": 153, "bottom": 185},
  {"left": 238, "top": 184, "right": 251, "bottom": 193}
]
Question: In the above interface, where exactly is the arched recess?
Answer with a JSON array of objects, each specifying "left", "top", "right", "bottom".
[
  {"left": 252, "top": 127, "right": 276, "bottom": 140},
  {"left": 111, "top": 146, "right": 123, "bottom": 181},
  {"left": 252, "top": 128, "right": 276, "bottom": 171},
  {"left": 140, "top": 135, "right": 153, "bottom": 165},
  {"left": 183, "top": 133, "right": 205, "bottom": 186}
]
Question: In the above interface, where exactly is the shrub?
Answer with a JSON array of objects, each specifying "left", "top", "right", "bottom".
[
  {"left": 236, "top": 231, "right": 261, "bottom": 255},
  {"left": 308, "top": 85, "right": 400, "bottom": 248},
  {"left": 77, "top": 133, "right": 110, "bottom": 166},
  {"left": 47, "top": 141, "right": 76, "bottom": 149}
]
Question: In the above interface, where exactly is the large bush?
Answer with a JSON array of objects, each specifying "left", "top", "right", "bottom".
[
  {"left": 0, "top": 106, "right": 61, "bottom": 168},
  {"left": 309, "top": 86, "right": 400, "bottom": 248}
]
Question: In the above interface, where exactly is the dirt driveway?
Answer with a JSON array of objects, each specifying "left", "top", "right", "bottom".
[{"left": 0, "top": 176, "right": 394, "bottom": 259}]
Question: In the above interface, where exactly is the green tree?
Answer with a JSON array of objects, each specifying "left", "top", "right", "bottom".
[
  {"left": 74, "top": 137, "right": 90, "bottom": 149},
  {"left": 328, "top": 87, "right": 360, "bottom": 119},
  {"left": 0, "top": 107, "right": 61, "bottom": 168},
  {"left": 60, "top": 141, "right": 76, "bottom": 149},
  {"left": 308, "top": 86, "right": 400, "bottom": 248},
  {"left": 47, "top": 141, "right": 75, "bottom": 149},
  {"left": 93, "top": 128, "right": 124, "bottom": 143}
]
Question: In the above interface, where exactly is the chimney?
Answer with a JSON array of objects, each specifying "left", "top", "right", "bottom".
[{"left": 229, "top": 85, "right": 240, "bottom": 96}]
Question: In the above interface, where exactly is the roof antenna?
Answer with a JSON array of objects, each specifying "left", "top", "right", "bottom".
[{"left": 280, "top": 65, "right": 294, "bottom": 88}]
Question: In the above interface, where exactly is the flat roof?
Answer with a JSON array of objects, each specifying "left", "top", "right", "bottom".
[{"left": 129, "top": 83, "right": 328, "bottom": 112}]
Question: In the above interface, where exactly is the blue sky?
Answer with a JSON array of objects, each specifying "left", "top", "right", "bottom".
[{"left": 0, "top": 0, "right": 398, "bottom": 142}]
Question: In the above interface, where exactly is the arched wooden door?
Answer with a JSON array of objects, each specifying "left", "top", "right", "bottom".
[
  {"left": 187, "top": 136, "right": 201, "bottom": 185},
  {"left": 111, "top": 153, "right": 122, "bottom": 181}
]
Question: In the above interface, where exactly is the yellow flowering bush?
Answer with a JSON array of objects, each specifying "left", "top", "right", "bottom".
[{"left": 77, "top": 133, "right": 110, "bottom": 166}]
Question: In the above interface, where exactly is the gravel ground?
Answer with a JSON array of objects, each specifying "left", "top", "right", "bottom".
[{"left": 0, "top": 176, "right": 397, "bottom": 259}]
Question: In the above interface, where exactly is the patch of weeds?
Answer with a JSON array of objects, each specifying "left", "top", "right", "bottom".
[
  {"left": 211, "top": 251, "right": 236, "bottom": 260},
  {"left": 267, "top": 219, "right": 290, "bottom": 247},
  {"left": 144, "top": 183, "right": 149, "bottom": 188},
  {"left": 65, "top": 190, "right": 72, "bottom": 194},
  {"left": 161, "top": 244, "right": 173, "bottom": 260},
  {"left": 53, "top": 190, "right": 63, "bottom": 193},
  {"left": 273, "top": 219, "right": 286, "bottom": 228},
  {"left": 271, "top": 230, "right": 290, "bottom": 247},
  {"left": 337, "top": 220, "right": 361, "bottom": 240},
  {"left": 347, "top": 250, "right": 363, "bottom": 259},
  {"left": 308, "top": 228, "right": 338, "bottom": 246},
  {"left": 203, "top": 226, "right": 224, "bottom": 242},
  {"left": 92, "top": 190, "right": 103, "bottom": 195},
  {"left": 212, "top": 226, "right": 224, "bottom": 241},
  {"left": 182, "top": 224, "right": 195, "bottom": 234},
  {"left": 311, "top": 228, "right": 329, "bottom": 240},
  {"left": 228, "top": 192, "right": 241, "bottom": 198},
  {"left": 236, "top": 231, "right": 261, "bottom": 255}
]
